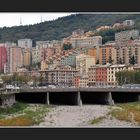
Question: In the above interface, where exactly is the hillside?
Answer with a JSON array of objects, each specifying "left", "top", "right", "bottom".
[{"left": 0, "top": 13, "right": 140, "bottom": 46}]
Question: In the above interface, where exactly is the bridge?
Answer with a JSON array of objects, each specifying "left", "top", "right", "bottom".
[{"left": 1, "top": 87, "right": 140, "bottom": 107}]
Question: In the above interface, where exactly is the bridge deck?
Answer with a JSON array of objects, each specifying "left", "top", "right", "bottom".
[
  {"left": 19, "top": 87, "right": 140, "bottom": 93},
  {"left": 1, "top": 87, "right": 140, "bottom": 95}
]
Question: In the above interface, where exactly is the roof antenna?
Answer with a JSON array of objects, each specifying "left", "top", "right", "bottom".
[{"left": 20, "top": 17, "right": 22, "bottom": 25}]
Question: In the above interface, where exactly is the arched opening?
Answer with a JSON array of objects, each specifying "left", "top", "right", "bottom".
[
  {"left": 0, "top": 98, "right": 2, "bottom": 106},
  {"left": 15, "top": 93, "right": 47, "bottom": 104},
  {"left": 80, "top": 92, "right": 109, "bottom": 105},
  {"left": 49, "top": 92, "right": 78, "bottom": 105},
  {"left": 111, "top": 92, "right": 139, "bottom": 103}
]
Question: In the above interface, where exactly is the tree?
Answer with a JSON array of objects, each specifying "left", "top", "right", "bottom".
[
  {"left": 63, "top": 43, "right": 72, "bottom": 50},
  {"left": 119, "top": 58, "right": 123, "bottom": 64},
  {"left": 115, "top": 70, "right": 140, "bottom": 85},
  {"left": 96, "top": 59, "right": 99, "bottom": 64},
  {"left": 130, "top": 36, "right": 134, "bottom": 40},
  {"left": 1, "top": 75, "right": 12, "bottom": 84},
  {"left": 108, "top": 56, "right": 113, "bottom": 64},
  {"left": 129, "top": 55, "right": 136, "bottom": 65}
]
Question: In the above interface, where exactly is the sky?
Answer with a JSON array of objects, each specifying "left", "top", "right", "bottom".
[{"left": 0, "top": 13, "right": 75, "bottom": 28}]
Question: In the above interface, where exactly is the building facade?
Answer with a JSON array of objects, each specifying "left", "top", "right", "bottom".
[
  {"left": 0, "top": 45, "right": 7, "bottom": 73},
  {"left": 107, "top": 65, "right": 134, "bottom": 86},
  {"left": 9, "top": 46, "right": 23, "bottom": 73},
  {"left": 123, "top": 20, "right": 135, "bottom": 26},
  {"left": 88, "top": 65, "right": 108, "bottom": 86},
  {"left": 40, "top": 65, "right": 79, "bottom": 87},
  {"left": 76, "top": 54, "right": 95, "bottom": 76},
  {"left": 88, "top": 64, "right": 134, "bottom": 87},
  {"left": 115, "top": 30, "right": 139, "bottom": 42},
  {"left": 70, "top": 36, "right": 102, "bottom": 48},
  {"left": 23, "top": 48, "right": 31, "bottom": 66},
  {"left": 99, "top": 45, "right": 117, "bottom": 65},
  {"left": 114, "top": 44, "right": 140, "bottom": 65},
  {"left": 18, "top": 39, "right": 32, "bottom": 48},
  {"left": 60, "top": 52, "right": 80, "bottom": 67}
]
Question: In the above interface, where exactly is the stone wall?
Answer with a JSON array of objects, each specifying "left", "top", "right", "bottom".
[{"left": 0, "top": 94, "right": 16, "bottom": 108}]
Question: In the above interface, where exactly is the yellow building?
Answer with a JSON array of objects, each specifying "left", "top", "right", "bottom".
[
  {"left": 76, "top": 54, "right": 95, "bottom": 76},
  {"left": 87, "top": 47, "right": 98, "bottom": 63},
  {"left": 23, "top": 48, "right": 31, "bottom": 66},
  {"left": 41, "top": 60, "right": 48, "bottom": 70}
]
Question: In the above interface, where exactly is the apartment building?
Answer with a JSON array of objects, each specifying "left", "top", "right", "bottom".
[
  {"left": 72, "top": 29, "right": 84, "bottom": 37},
  {"left": 123, "top": 20, "right": 135, "bottom": 26},
  {"left": 9, "top": 46, "right": 23, "bottom": 73},
  {"left": 41, "top": 60, "right": 48, "bottom": 70},
  {"left": 32, "top": 48, "right": 41, "bottom": 64},
  {"left": 88, "top": 65, "right": 108, "bottom": 86},
  {"left": 86, "top": 47, "right": 98, "bottom": 62},
  {"left": 40, "top": 65, "right": 78, "bottom": 86},
  {"left": 107, "top": 65, "right": 134, "bottom": 86},
  {"left": 79, "top": 75, "right": 89, "bottom": 87},
  {"left": 18, "top": 39, "right": 32, "bottom": 48},
  {"left": 60, "top": 51, "right": 80, "bottom": 67},
  {"left": 100, "top": 45, "right": 117, "bottom": 65},
  {"left": 4, "top": 42, "right": 17, "bottom": 73},
  {"left": 0, "top": 45, "right": 7, "bottom": 73},
  {"left": 70, "top": 36, "right": 102, "bottom": 48},
  {"left": 88, "top": 64, "right": 134, "bottom": 86},
  {"left": 115, "top": 29, "right": 139, "bottom": 42},
  {"left": 76, "top": 54, "right": 95, "bottom": 76},
  {"left": 114, "top": 44, "right": 140, "bottom": 65},
  {"left": 23, "top": 48, "right": 31, "bottom": 66},
  {"left": 36, "top": 40, "right": 62, "bottom": 48}
]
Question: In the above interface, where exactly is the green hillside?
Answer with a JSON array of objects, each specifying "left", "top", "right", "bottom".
[{"left": 0, "top": 13, "right": 140, "bottom": 46}]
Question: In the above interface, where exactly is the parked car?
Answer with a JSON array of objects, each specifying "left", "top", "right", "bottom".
[
  {"left": 6, "top": 85, "right": 15, "bottom": 89},
  {"left": 48, "top": 85, "right": 56, "bottom": 88}
]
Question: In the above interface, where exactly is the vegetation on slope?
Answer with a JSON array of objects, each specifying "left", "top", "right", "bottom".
[
  {"left": 0, "top": 102, "right": 50, "bottom": 126},
  {"left": 108, "top": 102, "right": 140, "bottom": 125},
  {"left": 0, "top": 14, "right": 140, "bottom": 46}
]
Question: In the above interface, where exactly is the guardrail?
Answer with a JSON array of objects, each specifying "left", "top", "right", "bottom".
[{"left": 19, "top": 87, "right": 140, "bottom": 93}]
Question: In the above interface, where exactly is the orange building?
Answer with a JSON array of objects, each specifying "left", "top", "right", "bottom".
[
  {"left": 87, "top": 48, "right": 97, "bottom": 62},
  {"left": 99, "top": 45, "right": 114, "bottom": 65},
  {"left": 23, "top": 48, "right": 31, "bottom": 66}
]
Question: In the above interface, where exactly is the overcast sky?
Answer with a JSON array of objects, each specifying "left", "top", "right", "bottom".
[{"left": 0, "top": 13, "right": 75, "bottom": 28}]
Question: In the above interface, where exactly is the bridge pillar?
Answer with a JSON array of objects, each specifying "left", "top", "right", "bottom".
[
  {"left": 138, "top": 95, "right": 140, "bottom": 101},
  {"left": 0, "top": 94, "right": 16, "bottom": 107},
  {"left": 46, "top": 92, "right": 50, "bottom": 105},
  {"left": 106, "top": 92, "right": 114, "bottom": 106},
  {"left": 77, "top": 91, "right": 82, "bottom": 106}
]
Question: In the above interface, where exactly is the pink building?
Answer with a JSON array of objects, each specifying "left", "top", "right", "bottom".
[
  {"left": 10, "top": 46, "right": 23, "bottom": 73},
  {"left": 0, "top": 45, "right": 7, "bottom": 73}
]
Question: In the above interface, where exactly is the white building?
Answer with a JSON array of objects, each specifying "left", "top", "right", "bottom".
[
  {"left": 70, "top": 36, "right": 102, "bottom": 48},
  {"left": 123, "top": 20, "right": 135, "bottom": 26},
  {"left": 18, "top": 39, "right": 32, "bottom": 48},
  {"left": 115, "top": 30, "right": 139, "bottom": 42},
  {"left": 107, "top": 64, "right": 134, "bottom": 86}
]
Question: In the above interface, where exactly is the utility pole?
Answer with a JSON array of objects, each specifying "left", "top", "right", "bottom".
[{"left": 41, "top": 16, "right": 43, "bottom": 23}]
